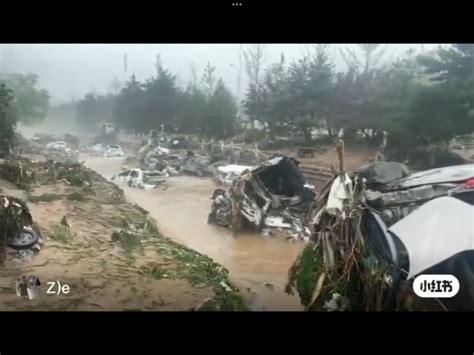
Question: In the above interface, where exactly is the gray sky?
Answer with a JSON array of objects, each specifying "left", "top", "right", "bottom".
[{"left": 0, "top": 44, "right": 439, "bottom": 104}]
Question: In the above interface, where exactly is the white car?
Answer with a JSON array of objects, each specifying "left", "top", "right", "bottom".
[
  {"left": 104, "top": 145, "right": 124, "bottom": 157},
  {"left": 46, "top": 141, "right": 67, "bottom": 151},
  {"left": 112, "top": 168, "right": 167, "bottom": 189}
]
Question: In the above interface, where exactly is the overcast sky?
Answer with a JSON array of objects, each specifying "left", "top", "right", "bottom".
[{"left": 0, "top": 44, "right": 440, "bottom": 104}]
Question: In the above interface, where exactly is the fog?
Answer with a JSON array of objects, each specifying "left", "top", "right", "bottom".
[{"left": 0, "top": 44, "right": 439, "bottom": 105}]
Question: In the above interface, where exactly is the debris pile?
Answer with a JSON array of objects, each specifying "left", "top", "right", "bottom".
[
  {"left": 0, "top": 158, "right": 37, "bottom": 189},
  {"left": 208, "top": 155, "right": 317, "bottom": 240},
  {"left": 286, "top": 140, "right": 474, "bottom": 311},
  {"left": 181, "top": 151, "right": 226, "bottom": 177},
  {"left": 0, "top": 194, "right": 43, "bottom": 265},
  {"left": 44, "top": 160, "right": 91, "bottom": 186}
]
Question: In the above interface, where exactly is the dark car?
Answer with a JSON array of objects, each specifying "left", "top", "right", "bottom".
[
  {"left": 181, "top": 151, "right": 221, "bottom": 177},
  {"left": 361, "top": 164, "right": 474, "bottom": 311}
]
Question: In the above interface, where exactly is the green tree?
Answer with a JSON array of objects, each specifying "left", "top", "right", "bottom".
[
  {"left": 0, "top": 83, "right": 17, "bottom": 156},
  {"left": 243, "top": 44, "right": 265, "bottom": 128},
  {"left": 204, "top": 79, "right": 238, "bottom": 139},
  {"left": 413, "top": 44, "right": 474, "bottom": 147},
  {"left": 418, "top": 44, "right": 474, "bottom": 82},
  {"left": 77, "top": 93, "right": 116, "bottom": 131},
  {"left": 141, "top": 67, "right": 181, "bottom": 132},
  {"left": 284, "top": 45, "right": 335, "bottom": 143},
  {"left": 202, "top": 62, "right": 216, "bottom": 97},
  {"left": 260, "top": 53, "right": 289, "bottom": 139},
  {"left": 176, "top": 85, "right": 207, "bottom": 134},
  {"left": 337, "top": 44, "right": 387, "bottom": 142},
  {"left": 114, "top": 74, "right": 145, "bottom": 132},
  {"left": 0, "top": 73, "right": 50, "bottom": 125},
  {"left": 407, "top": 85, "right": 471, "bottom": 149}
]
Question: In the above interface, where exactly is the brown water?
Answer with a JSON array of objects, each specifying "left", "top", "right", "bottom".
[{"left": 83, "top": 155, "right": 305, "bottom": 311}]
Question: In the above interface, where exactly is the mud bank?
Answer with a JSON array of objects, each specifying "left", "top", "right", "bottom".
[{"left": 0, "top": 161, "right": 245, "bottom": 311}]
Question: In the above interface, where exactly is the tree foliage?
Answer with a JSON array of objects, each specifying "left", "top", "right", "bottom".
[
  {"left": 74, "top": 60, "right": 240, "bottom": 140},
  {"left": 204, "top": 79, "right": 238, "bottom": 139},
  {"left": 241, "top": 43, "right": 473, "bottom": 146},
  {"left": 72, "top": 44, "right": 472, "bottom": 147},
  {"left": 0, "top": 73, "right": 50, "bottom": 125},
  {"left": 0, "top": 83, "right": 17, "bottom": 155},
  {"left": 77, "top": 92, "right": 116, "bottom": 130}
]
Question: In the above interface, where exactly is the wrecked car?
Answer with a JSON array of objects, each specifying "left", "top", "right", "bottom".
[
  {"left": 182, "top": 151, "right": 221, "bottom": 177},
  {"left": 214, "top": 164, "right": 255, "bottom": 186},
  {"left": 112, "top": 168, "right": 167, "bottom": 189},
  {"left": 361, "top": 163, "right": 474, "bottom": 311},
  {"left": 288, "top": 160, "right": 474, "bottom": 311},
  {"left": 209, "top": 156, "right": 316, "bottom": 240},
  {"left": 46, "top": 141, "right": 67, "bottom": 151},
  {"left": 104, "top": 144, "right": 124, "bottom": 157},
  {"left": 207, "top": 189, "right": 233, "bottom": 226}
]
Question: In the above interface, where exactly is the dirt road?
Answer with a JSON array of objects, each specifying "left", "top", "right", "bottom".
[{"left": 84, "top": 155, "right": 305, "bottom": 311}]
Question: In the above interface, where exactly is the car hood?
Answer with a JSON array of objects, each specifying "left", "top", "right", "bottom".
[{"left": 387, "top": 164, "right": 474, "bottom": 189}]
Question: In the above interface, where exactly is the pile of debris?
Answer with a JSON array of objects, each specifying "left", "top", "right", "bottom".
[
  {"left": 0, "top": 148, "right": 92, "bottom": 191},
  {"left": 208, "top": 155, "right": 316, "bottom": 240},
  {"left": 286, "top": 141, "right": 474, "bottom": 311},
  {"left": 43, "top": 160, "right": 91, "bottom": 187},
  {"left": 0, "top": 194, "right": 43, "bottom": 265},
  {"left": 0, "top": 158, "right": 37, "bottom": 189}
]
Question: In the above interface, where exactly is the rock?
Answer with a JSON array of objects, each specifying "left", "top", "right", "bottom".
[{"left": 264, "top": 283, "right": 274, "bottom": 290}]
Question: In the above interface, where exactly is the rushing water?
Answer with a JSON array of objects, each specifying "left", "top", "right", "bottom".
[{"left": 83, "top": 155, "right": 305, "bottom": 311}]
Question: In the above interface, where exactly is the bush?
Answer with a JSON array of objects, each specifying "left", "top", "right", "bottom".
[{"left": 51, "top": 223, "right": 74, "bottom": 243}]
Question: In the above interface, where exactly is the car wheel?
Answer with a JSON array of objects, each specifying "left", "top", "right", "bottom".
[{"left": 7, "top": 227, "right": 39, "bottom": 250}]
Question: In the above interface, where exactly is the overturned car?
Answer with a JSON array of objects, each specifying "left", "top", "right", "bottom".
[{"left": 208, "top": 156, "right": 316, "bottom": 240}]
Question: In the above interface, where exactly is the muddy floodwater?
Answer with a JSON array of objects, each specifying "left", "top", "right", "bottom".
[{"left": 83, "top": 155, "right": 305, "bottom": 311}]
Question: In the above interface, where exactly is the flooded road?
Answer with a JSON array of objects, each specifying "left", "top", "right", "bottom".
[{"left": 83, "top": 156, "right": 304, "bottom": 311}]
